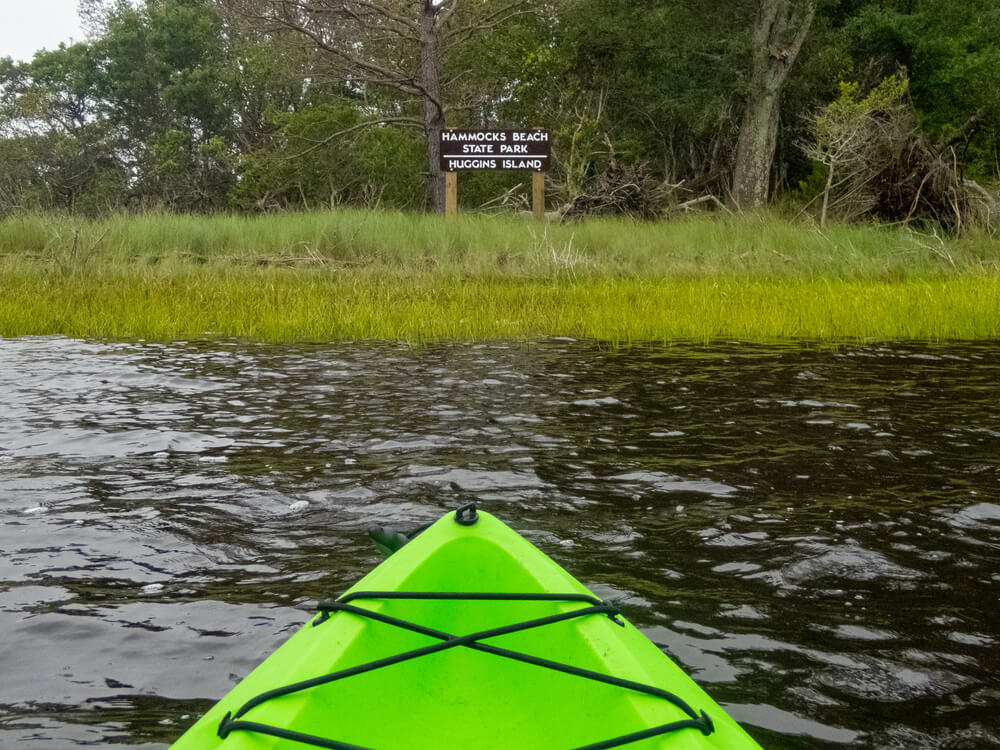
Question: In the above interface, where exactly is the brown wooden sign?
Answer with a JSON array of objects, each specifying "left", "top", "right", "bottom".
[{"left": 440, "top": 130, "right": 550, "bottom": 172}]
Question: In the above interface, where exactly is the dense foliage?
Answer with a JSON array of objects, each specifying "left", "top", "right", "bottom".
[{"left": 1, "top": 0, "right": 998, "bottom": 222}]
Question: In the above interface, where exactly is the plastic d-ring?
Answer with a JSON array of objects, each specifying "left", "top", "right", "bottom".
[{"left": 455, "top": 503, "right": 478, "bottom": 526}]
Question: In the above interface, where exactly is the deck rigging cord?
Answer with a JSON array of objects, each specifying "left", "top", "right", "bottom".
[{"left": 217, "top": 505, "right": 714, "bottom": 749}]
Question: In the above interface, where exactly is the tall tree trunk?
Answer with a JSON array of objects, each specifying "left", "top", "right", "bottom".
[
  {"left": 420, "top": 1, "right": 446, "bottom": 213},
  {"left": 733, "top": 87, "right": 782, "bottom": 209},
  {"left": 732, "top": 0, "right": 815, "bottom": 209}
]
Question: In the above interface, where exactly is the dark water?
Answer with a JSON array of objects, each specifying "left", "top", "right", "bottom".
[{"left": 1, "top": 337, "right": 998, "bottom": 749}]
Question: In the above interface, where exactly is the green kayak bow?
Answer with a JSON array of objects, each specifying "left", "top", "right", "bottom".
[{"left": 170, "top": 506, "right": 762, "bottom": 750}]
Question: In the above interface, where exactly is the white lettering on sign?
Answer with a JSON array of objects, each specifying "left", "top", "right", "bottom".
[
  {"left": 442, "top": 131, "right": 508, "bottom": 142},
  {"left": 502, "top": 159, "right": 543, "bottom": 170},
  {"left": 512, "top": 131, "right": 549, "bottom": 142},
  {"left": 447, "top": 158, "right": 499, "bottom": 170},
  {"left": 441, "top": 130, "right": 550, "bottom": 171}
]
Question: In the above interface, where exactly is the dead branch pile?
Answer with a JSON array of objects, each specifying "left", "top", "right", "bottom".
[
  {"left": 560, "top": 160, "right": 668, "bottom": 220},
  {"left": 868, "top": 137, "right": 968, "bottom": 230},
  {"left": 800, "top": 76, "right": 976, "bottom": 230}
]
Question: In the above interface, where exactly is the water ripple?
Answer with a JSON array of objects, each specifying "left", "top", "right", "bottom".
[{"left": 1, "top": 337, "right": 998, "bottom": 748}]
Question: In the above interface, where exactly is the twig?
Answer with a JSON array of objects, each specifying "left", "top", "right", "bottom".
[
  {"left": 286, "top": 117, "right": 423, "bottom": 160},
  {"left": 671, "top": 194, "right": 734, "bottom": 215}
]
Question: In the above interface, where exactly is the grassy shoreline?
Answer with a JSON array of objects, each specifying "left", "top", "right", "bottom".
[{"left": 2, "top": 211, "right": 999, "bottom": 342}]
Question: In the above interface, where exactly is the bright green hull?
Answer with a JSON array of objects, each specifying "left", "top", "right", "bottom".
[{"left": 170, "top": 510, "right": 762, "bottom": 749}]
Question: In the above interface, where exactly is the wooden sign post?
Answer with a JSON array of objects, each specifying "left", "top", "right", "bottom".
[
  {"left": 440, "top": 129, "right": 550, "bottom": 221},
  {"left": 445, "top": 172, "right": 458, "bottom": 220},
  {"left": 532, "top": 172, "right": 545, "bottom": 221}
]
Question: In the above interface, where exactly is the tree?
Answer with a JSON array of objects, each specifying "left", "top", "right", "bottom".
[
  {"left": 222, "top": 0, "right": 537, "bottom": 212},
  {"left": 732, "top": 0, "right": 816, "bottom": 209},
  {"left": 0, "top": 45, "right": 126, "bottom": 214},
  {"left": 0, "top": 44, "right": 97, "bottom": 137},
  {"left": 801, "top": 75, "right": 909, "bottom": 226},
  {"left": 3, "top": 0, "right": 997, "bottom": 219},
  {"left": 79, "top": 0, "right": 248, "bottom": 209},
  {"left": 508, "top": 0, "right": 750, "bottom": 211},
  {"left": 844, "top": 0, "right": 1000, "bottom": 183},
  {"left": 232, "top": 99, "right": 426, "bottom": 210}
]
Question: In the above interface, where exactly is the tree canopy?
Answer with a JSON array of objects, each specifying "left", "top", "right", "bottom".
[{"left": 1, "top": 0, "right": 997, "bottom": 222}]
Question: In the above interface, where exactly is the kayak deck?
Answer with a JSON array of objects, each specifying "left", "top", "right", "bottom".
[{"left": 171, "top": 508, "right": 761, "bottom": 749}]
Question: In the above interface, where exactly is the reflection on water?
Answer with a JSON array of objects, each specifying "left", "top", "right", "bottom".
[{"left": 1, "top": 337, "right": 998, "bottom": 748}]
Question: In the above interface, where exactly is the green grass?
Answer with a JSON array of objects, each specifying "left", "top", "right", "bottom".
[{"left": 1, "top": 210, "right": 998, "bottom": 342}]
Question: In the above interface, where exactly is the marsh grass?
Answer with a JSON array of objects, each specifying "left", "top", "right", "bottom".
[{"left": 1, "top": 210, "right": 998, "bottom": 342}]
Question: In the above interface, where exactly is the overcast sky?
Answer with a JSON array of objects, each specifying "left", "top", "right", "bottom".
[{"left": 2, "top": 0, "right": 85, "bottom": 62}]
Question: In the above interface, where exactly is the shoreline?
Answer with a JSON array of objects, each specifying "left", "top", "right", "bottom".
[{"left": 1, "top": 211, "right": 998, "bottom": 343}]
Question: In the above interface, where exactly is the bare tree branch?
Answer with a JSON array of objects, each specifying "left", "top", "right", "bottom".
[
  {"left": 434, "top": 0, "right": 459, "bottom": 31},
  {"left": 445, "top": 1, "right": 533, "bottom": 44},
  {"left": 343, "top": 0, "right": 418, "bottom": 33},
  {"left": 286, "top": 115, "right": 423, "bottom": 159}
]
